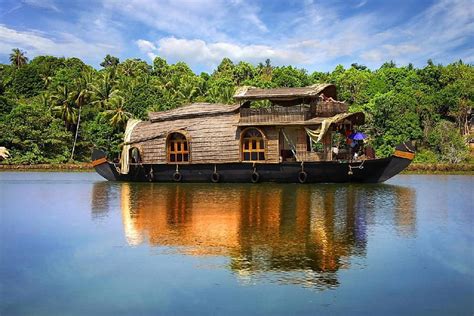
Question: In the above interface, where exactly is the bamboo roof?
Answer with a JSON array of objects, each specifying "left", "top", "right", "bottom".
[
  {"left": 149, "top": 103, "right": 241, "bottom": 122},
  {"left": 234, "top": 84, "right": 337, "bottom": 101}
]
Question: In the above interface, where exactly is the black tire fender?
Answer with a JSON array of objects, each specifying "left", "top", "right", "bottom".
[
  {"left": 211, "top": 172, "right": 220, "bottom": 183},
  {"left": 298, "top": 171, "right": 308, "bottom": 183},
  {"left": 173, "top": 171, "right": 182, "bottom": 182},
  {"left": 251, "top": 171, "right": 260, "bottom": 183}
]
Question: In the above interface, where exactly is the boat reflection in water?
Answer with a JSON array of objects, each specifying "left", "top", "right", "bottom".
[{"left": 93, "top": 182, "right": 416, "bottom": 289}]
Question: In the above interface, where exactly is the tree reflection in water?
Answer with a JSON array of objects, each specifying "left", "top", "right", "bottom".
[{"left": 92, "top": 183, "right": 416, "bottom": 289}]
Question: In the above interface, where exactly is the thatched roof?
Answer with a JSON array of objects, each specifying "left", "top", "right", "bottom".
[
  {"left": 234, "top": 84, "right": 337, "bottom": 101},
  {"left": 149, "top": 103, "right": 241, "bottom": 122}
]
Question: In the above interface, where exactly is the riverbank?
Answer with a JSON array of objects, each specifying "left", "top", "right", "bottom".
[
  {"left": 402, "top": 163, "right": 474, "bottom": 174},
  {"left": 0, "top": 163, "right": 93, "bottom": 171},
  {"left": 1, "top": 162, "right": 473, "bottom": 175}
]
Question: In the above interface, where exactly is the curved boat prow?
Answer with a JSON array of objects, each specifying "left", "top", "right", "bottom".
[
  {"left": 376, "top": 142, "right": 416, "bottom": 182},
  {"left": 91, "top": 149, "right": 120, "bottom": 181}
]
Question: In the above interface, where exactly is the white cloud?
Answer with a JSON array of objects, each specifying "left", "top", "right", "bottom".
[
  {"left": 354, "top": 0, "right": 367, "bottom": 9},
  {"left": 0, "top": 24, "right": 120, "bottom": 63},
  {"left": 355, "top": 0, "right": 474, "bottom": 66},
  {"left": 136, "top": 37, "right": 308, "bottom": 69},
  {"left": 136, "top": 39, "right": 157, "bottom": 52},
  {"left": 136, "top": 0, "right": 473, "bottom": 72},
  {"left": 2, "top": 0, "right": 471, "bottom": 71},
  {"left": 22, "top": 0, "right": 60, "bottom": 12},
  {"left": 102, "top": 0, "right": 268, "bottom": 42}
]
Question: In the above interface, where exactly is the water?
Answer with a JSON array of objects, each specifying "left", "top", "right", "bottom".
[{"left": 0, "top": 172, "right": 473, "bottom": 315}]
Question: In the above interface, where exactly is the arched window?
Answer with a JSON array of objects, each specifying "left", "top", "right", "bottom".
[
  {"left": 130, "top": 147, "right": 141, "bottom": 163},
  {"left": 167, "top": 132, "right": 189, "bottom": 162},
  {"left": 241, "top": 128, "right": 266, "bottom": 161}
]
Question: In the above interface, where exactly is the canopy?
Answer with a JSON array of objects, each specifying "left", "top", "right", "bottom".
[
  {"left": 120, "top": 119, "right": 142, "bottom": 174},
  {"left": 304, "top": 112, "right": 365, "bottom": 143},
  {"left": 349, "top": 132, "right": 366, "bottom": 140}
]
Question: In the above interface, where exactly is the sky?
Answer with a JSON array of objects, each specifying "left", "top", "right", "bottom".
[{"left": 0, "top": 0, "right": 472, "bottom": 73}]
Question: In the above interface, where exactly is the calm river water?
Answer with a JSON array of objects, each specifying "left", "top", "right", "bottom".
[{"left": 0, "top": 172, "right": 473, "bottom": 315}]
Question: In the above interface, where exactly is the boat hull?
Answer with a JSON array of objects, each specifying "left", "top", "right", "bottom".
[{"left": 92, "top": 143, "right": 414, "bottom": 183}]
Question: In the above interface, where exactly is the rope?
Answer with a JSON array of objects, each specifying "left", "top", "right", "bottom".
[
  {"left": 348, "top": 159, "right": 365, "bottom": 175},
  {"left": 281, "top": 129, "right": 299, "bottom": 160},
  {"left": 403, "top": 142, "right": 415, "bottom": 153}
]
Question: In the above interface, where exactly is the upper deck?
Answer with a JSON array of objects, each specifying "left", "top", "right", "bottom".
[{"left": 235, "top": 84, "right": 348, "bottom": 124}]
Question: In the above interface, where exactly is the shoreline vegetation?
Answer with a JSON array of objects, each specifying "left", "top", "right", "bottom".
[
  {"left": 1, "top": 163, "right": 472, "bottom": 175},
  {"left": 1, "top": 49, "right": 473, "bottom": 168}
]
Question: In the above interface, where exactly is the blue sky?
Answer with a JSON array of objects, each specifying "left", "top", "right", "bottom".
[{"left": 0, "top": 0, "right": 472, "bottom": 73}]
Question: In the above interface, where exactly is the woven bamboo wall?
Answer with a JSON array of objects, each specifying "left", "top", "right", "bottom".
[{"left": 130, "top": 112, "right": 280, "bottom": 164}]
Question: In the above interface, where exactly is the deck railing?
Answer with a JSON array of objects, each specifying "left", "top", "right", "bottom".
[
  {"left": 240, "top": 105, "right": 311, "bottom": 123},
  {"left": 314, "top": 101, "right": 348, "bottom": 116},
  {"left": 239, "top": 101, "right": 349, "bottom": 123}
]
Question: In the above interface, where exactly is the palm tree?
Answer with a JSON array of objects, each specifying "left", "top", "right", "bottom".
[
  {"left": 50, "top": 85, "right": 77, "bottom": 130},
  {"left": 104, "top": 95, "right": 132, "bottom": 129},
  {"left": 69, "top": 74, "right": 93, "bottom": 160},
  {"left": 91, "top": 70, "right": 118, "bottom": 108},
  {"left": 40, "top": 74, "right": 52, "bottom": 88},
  {"left": 177, "top": 76, "right": 201, "bottom": 103},
  {"left": 9, "top": 48, "right": 28, "bottom": 68}
]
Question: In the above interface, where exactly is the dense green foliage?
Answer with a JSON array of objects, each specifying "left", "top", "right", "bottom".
[{"left": 0, "top": 49, "right": 472, "bottom": 164}]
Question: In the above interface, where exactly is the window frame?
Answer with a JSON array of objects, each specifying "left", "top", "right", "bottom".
[
  {"left": 240, "top": 127, "right": 267, "bottom": 162},
  {"left": 166, "top": 132, "right": 190, "bottom": 163},
  {"left": 129, "top": 146, "right": 143, "bottom": 164}
]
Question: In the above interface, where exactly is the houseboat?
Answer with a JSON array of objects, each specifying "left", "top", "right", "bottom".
[{"left": 91, "top": 84, "right": 415, "bottom": 183}]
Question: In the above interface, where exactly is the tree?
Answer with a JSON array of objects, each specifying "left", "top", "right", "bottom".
[
  {"left": 206, "top": 77, "right": 235, "bottom": 104},
  {"left": 272, "top": 66, "right": 310, "bottom": 88},
  {"left": 215, "top": 58, "right": 234, "bottom": 77},
  {"left": 100, "top": 54, "right": 120, "bottom": 68},
  {"left": 69, "top": 74, "right": 93, "bottom": 160},
  {"left": 428, "top": 120, "right": 469, "bottom": 163},
  {"left": 153, "top": 56, "right": 170, "bottom": 79},
  {"left": 351, "top": 63, "right": 367, "bottom": 71},
  {"left": 104, "top": 95, "right": 132, "bottom": 129},
  {"left": 51, "top": 85, "right": 77, "bottom": 130},
  {"left": 117, "top": 59, "right": 151, "bottom": 78},
  {"left": 91, "top": 70, "right": 118, "bottom": 108},
  {"left": 330, "top": 67, "right": 372, "bottom": 104},
  {"left": 233, "top": 61, "right": 256, "bottom": 85},
  {"left": 11, "top": 65, "right": 43, "bottom": 97},
  {"left": 0, "top": 101, "right": 71, "bottom": 164},
  {"left": 9, "top": 48, "right": 28, "bottom": 68}
]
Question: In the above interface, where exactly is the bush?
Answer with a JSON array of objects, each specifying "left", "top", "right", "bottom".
[
  {"left": 0, "top": 101, "right": 72, "bottom": 164},
  {"left": 413, "top": 149, "right": 438, "bottom": 163},
  {"left": 428, "top": 120, "right": 469, "bottom": 163}
]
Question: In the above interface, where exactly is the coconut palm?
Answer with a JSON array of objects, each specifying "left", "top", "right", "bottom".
[
  {"left": 40, "top": 74, "right": 52, "bottom": 88},
  {"left": 69, "top": 74, "right": 93, "bottom": 160},
  {"left": 10, "top": 48, "right": 28, "bottom": 68},
  {"left": 50, "top": 85, "right": 77, "bottom": 130},
  {"left": 91, "top": 70, "right": 118, "bottom": 109},
  {"left": 177, "top": 76, "right": 202, "bottom": 103},
  {"left": 104, "top": 95, "right": 132, "bottom": 129}
]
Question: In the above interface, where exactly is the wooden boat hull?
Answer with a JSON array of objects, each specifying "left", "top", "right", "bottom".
[{"left": 92, "top": 143, "right": 414, "bottom": 183}]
